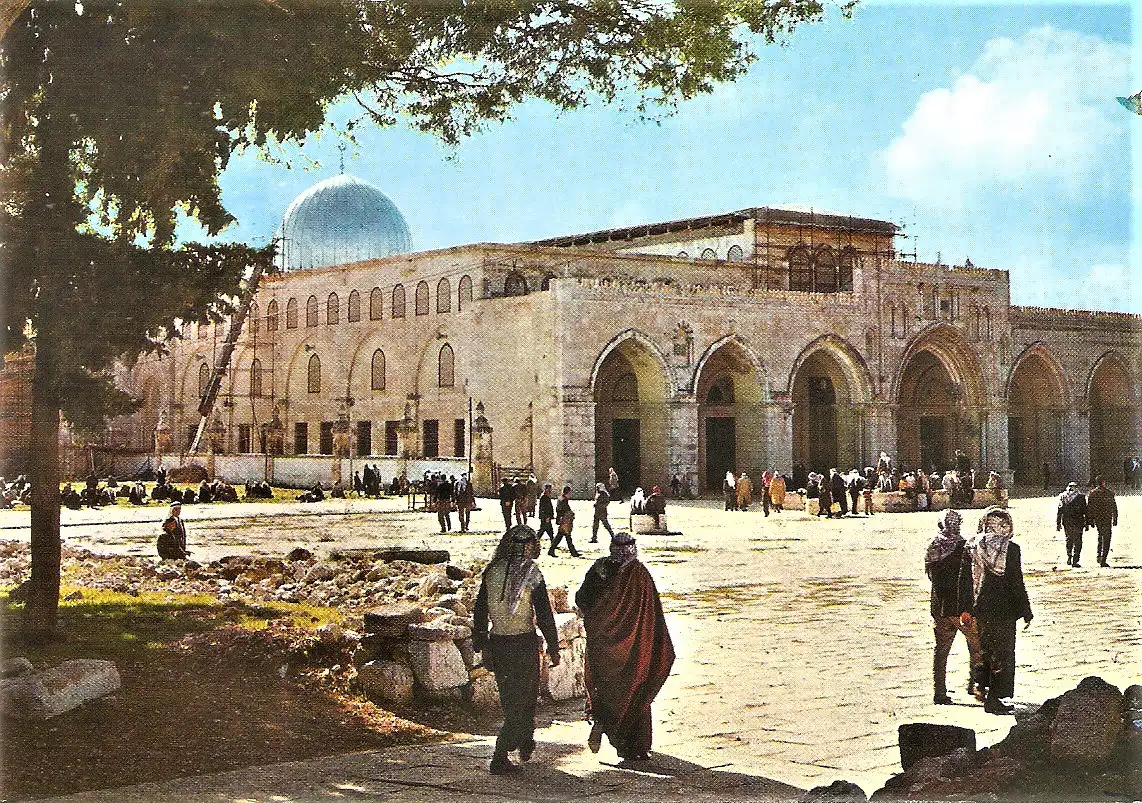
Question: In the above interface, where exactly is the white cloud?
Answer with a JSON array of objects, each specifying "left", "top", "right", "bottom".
[{"left": 880, "top": 26, "right": 1128, "bottom": 207}]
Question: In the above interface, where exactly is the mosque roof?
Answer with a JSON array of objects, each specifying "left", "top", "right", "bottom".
[
  {"left": 532, "top": 207, "right": 899, "bottom": 248},
  {"left": 276, "top": 174, "right": 412, "bottom": 271}
]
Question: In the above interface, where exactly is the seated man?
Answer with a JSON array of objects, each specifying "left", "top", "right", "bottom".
[{"left": 643, "top": 487, "right": 667, "bottom": 530}]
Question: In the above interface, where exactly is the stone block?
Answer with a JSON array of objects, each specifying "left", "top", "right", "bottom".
[
  {"left": 3, "top": 659, "right": 121, "bottom": 719},
  {"left": 356, "top": 659, "right": 415, "bottom": 707},
  {"left": 782, "top": 492, "right": 805, "bottom": 511},
  {"left": 408, "top": 639, "right": 469, "bottom": 695},
  {"left": 456, "top": 638, "right": 478, "bottom": 671},
  {"left": 631, "top": 514, "right": 668, "bottom": 533},
  {"left": 548, "top": 585, "right": 571, "bottom": 613},
  {"left": 806, "top": 498, "right": 819, "bottom": 516},
  {"left": 799, "top": 779, "right": 868, "bottom": 803},
  {"left": 898, "top": 722, "right": 976, "bottom": 771},
  {"left": 435, "top": 594, "right": 467, "bottom": 615},
  {"left": 363, "top": 602, "right": 424, "bottom": 637},
  {"left": 554, "top": 612, "right": 584, "bottom": 645},
  {"left": 1049, "top": 676, "right": 1125, "bottom": 766},
  {"left": 2, "top": 657, "right": 33, "bottom": 679},
  {"left": 880, "top": 492, "right": 914, "bottom": 513},
  {"left": 408, "top": 620, "right": 472, "bottom": 641},
  {"left": 541, "top": 636, "right": 587, "bottom": 702},
  {"left": 929, "top": 491, "right": 949, "bottom": 511},
  {"left": 468, "top": 667, "right": 499, "bottom": 710}
]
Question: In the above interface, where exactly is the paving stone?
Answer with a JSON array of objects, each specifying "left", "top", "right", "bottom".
[{"left": 3, "top": 659, "right": 121, "bottom": 719}]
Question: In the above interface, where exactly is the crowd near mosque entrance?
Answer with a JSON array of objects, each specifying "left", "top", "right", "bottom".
[
  {"left": 790, "top": 339, "right": 867, "bottom": 477},
  {"left": 696, "top": 338, "right": 767, "bottom": 491}
]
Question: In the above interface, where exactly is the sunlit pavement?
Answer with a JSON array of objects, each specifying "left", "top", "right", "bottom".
[{"left": 6, "top": 491, "right": 1140, "bottom": 800}]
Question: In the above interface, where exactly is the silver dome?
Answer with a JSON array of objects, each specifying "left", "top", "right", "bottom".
[{"left": 276, "top": 174, "right": 412, "bottom": 271}]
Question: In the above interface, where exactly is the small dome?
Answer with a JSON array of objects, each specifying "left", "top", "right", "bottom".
[{"left": 277, "top": 174, "right": 412, "bottom": 271}]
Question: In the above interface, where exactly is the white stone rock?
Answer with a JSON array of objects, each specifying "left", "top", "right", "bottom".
[
  {"left": 2, "top": 659, "right": 121, "bottom": 719},
  {"left": 408, "top": 639, "right": 469, "bottom": 694},
  {"left": 554, "top": 612, "right": 584, "bottom": 645},
  {"left": 356, "top": 659, "right": 415, "bottom": 706},
  {"left": 468, "top": 667, "right": 499, "bottom": 710},
  {"left": 542, "top": 638, "right": 587, "bottom": 702},
  {"left": 304, "top": 563, "right": 337, "bottom": 583}
]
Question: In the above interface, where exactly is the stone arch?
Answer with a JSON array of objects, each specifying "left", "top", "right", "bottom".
[
  {"left": 1086, "top": 351, "right": 1136, "bottom": 484},
  {"left": 590, "top": 329, "right": 673, "bottom": 492},
  {"left": 347, "top": 289, "right": 361, "bottom": 322},
  {"left": 893, "top": 323, "right": 986, "bottom": 473},
  {"left": 693, "top": 335, "right": 770, "bottom": 490},
  {"left": 788, "top": 335, "right": 874, "bottom": 475},
  {"left": 1005, "top": 343, "right": 1068, "bottom": 485},
  {"left": 458, "top": 275, "right": 473, "bottom": 311}
]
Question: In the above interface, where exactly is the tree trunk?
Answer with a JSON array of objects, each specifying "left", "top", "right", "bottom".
[{"left": 23, "top": 335, "right": 62, "bottom": 643}]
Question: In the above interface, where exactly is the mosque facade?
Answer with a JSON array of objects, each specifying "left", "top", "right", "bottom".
[{"left": 111, "top": 174, "right": 1140, "bottom": 494}]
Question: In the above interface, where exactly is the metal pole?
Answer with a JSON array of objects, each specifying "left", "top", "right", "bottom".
[{"left": 467, "top": 396, "right": 473, "bottom": 478}]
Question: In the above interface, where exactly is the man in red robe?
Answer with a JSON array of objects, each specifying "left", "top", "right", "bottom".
[{"left": 575, "top": 531, "right": 674, "bottom": 761}]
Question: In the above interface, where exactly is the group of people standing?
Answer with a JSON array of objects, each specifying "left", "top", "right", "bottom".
[
  {"left": 722, "top": 470, "right": 786, "bottom": 514},
  {"left": 426, "top": 472, "right": 477, "bottom": 533},
  {"left": 472, "top": 524, "right": 673, "bottom": 774}
]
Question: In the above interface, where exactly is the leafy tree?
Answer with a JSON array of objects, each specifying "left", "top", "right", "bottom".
[{"left": 1, "top": 0, "right": 841, "bottom": 641}]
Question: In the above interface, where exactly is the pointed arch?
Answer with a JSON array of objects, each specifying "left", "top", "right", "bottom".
[
  {"left": 786, "top": 334, "right": 875, "bottom": 403},
  {"left": 305, "top": 295, "right": 318, "bottom": 327},
  {"left": 197, "top": 362, "right": 210, "bottom": 398},
  {"left": 347, "top": 289, "right": 361, "bottom": 322},
  {"left": 286, "top": 297, "right": 299, "bottom": 329},
  {"left": 589, "top": 329, "right": 675, "bottom": 400},
  {"left": 248, "top": 302, "right": 260, "bottom": 337},
  {"left": 891, "top": 323, "right": 985, "bottom": 408},
  {"left": 1004, "top": 342, "right": 1070, "bottom": 407},
  {"left": 327, "top": 292, "right": 340, "bottom": 325},
  {"left": 266, "top": 299, "right": 279, "bottom": 331},
  {"left": 307, "top": 354, "right": 321, "bottom": 394},
  {"left": 369, "top": 287, "right": 383, "bottom": 320},
  {"left": 436, "top": 278, "right": 452, "bottom": 313},
  {"left": 438, "top": 343, "right": 455, "bottom": 388},
  {"left": 458, "top": 275, "right": 473, "bottom": 311},
  {"left": 250, "top": 358, "right": 263, "bottom": 398},
  {"left": 392, "top": 284, "right": 406, "bottom": 318},
  {"left": 691, "top": 334, "right": 769, "bottom": 395},
  {"left": 371, "top": 349, "right": 386, "bottom": 391},
  {"left": 415, "top": 281, "right": 430, "bottom": 315}
]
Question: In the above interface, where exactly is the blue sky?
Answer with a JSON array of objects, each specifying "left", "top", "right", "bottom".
[{"left": 207, "top": 2, "right": 1135, "bottom": 312}]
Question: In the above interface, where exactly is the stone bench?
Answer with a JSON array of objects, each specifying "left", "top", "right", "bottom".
[{"left": 629, "top": 513, "right": 669, "bottom": 534}]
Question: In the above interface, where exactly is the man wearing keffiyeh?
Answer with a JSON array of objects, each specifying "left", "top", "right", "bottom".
[
  {"left": 958, "top": 507, "right": 1033, "bottom": 715},
  {"left": 472, "top": 525, "right": 561, "bottom": 774},
  {"left": 925, "top": 509, "right": 981, "bottom": 705}
]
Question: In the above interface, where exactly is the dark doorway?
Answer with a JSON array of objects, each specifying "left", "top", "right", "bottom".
[
  {"left": 423, "top": 419, "right": 439, "bottom": 458},
  {"left": 705, "top": 417, "right": 736, "bottom": 491},
  {"left": 1007, "top": 417, "right": 1025, "bottom": 478},
  {"left": 919, "top": 416, "right": 948, "bottom": 473},
  {"left": 319, "top": 422, "right": 335, "bottom": 455},
  {"left": 807, "top": 376, "right": 838, "bottom": 474},
  {"left": 611, "top": 418, "right": 640, "bottom": 492},
  {"left": 356, "top": 420, "right": 372, "bottom": 457}
]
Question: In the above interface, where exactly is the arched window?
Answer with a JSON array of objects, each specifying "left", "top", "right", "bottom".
[
  {"left": 197, "top": 362, "right": 210, "bottom": 397},
  {"left": 706, "top": 375, "right": 735, "bottom": 405},
  {"left": 250, "top": 358, "right": 263, "bottom": 397},
  {"left": 415, "top": 281, "right": 430, "bottom": 315},
  {"left": 371, "top": 349, "right": 385, "bottom": 390},
  {"left": 266, "top": 300, "right": 279, "bottom": 331},
  {"left": 813, "top": 246, "right": 837, "bottom": 293},
  {"left": 392, "top": 285, "right": 406, "bottom": 318},
  {"left": 249, "top": 302, "right": 260, "bottom": 337},
  {"left": 458, "top": 275, "right": 473, "bottom": 311},
  {"left": 677, "top": 250, "right": 689, "bottom": 259},
  {"left": 504, "top": 271, "right": 528, "bottom": 297},
  {"left": 347, "top": 290, "right": 361, "bottom": 322},
  {"left": 788, "top": 246, "right": 811, "bottom": 292},
  {"left": 700, "top": 248, "right": 717, "bottom": 260},
  {"left": 305, "top": 295, "right": 318, "bottom": 327},
  {"left": 369, "top": 287, "right": 383, "bottom": 320},
  {"left": 285, "top": 298, "right": 298, "bottom": 329},
  {"left": 727, "top": 245, "right": 744, "bottom": 262},
  {"left": 889, "top": 304, "right": 898, "bottom": 339},
  {"left": 838, "top": 247, "right": 856, "bottom": 291},
  {"left": 610, "top": 372, "right": 639, "bottom": 402},
  {"left": 983, "top": 308, "right": 991, "bottom": 340},
  {"left": 973, "top": 307, "right": 982, "bottom": 341},
  {"left": 327, "top": 292, "right": 340, "bottom": 325},
  {"left": 307, "top": 354, "right": 321, "bottom": 394},
  {"left": 900, "top": 304, "right": 909, "bottom": 337},
  {"left": 438, "top": 343, "right": 455, "bottom": 388},
  {"left": 436, "top": 278, "right": 451, "bottom": 313}
]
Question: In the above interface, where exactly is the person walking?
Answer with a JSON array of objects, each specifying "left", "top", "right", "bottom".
[
  {"left": 1086, "top": 477, "right": 1118, "bottom": 568},
  {"left": 157, "top": 501, "right": 189, "bottom": 559},
  {"left": 455, "top": 474, "right": 476, "bottom": 533},
  {"left": 576, "top": 531, "right": 674, "bottom": 762},
  {"left": 498, "top": 478, "right": 515, "bottom": 532},
  {"left": 543, "top": 484, "right": 579, "bottom": 557},
  {"left": 1056, "top": 481, "right": 1087, "bottom": 567},
  {"left": 723, "top": 471, "right": 737, "bottom": 511},
  {"left": 958, "top": 507, "right": 1033, "bottom": 715},
  {"left": 607, "top": 466, "right": 621, "bottom": 502},
  {"left": 735, "top": 472, "right": 753, "bottom": 510},
  {"left": 513, "top": 476, "right": 529, "bottom": 526},
  {"left": 769, "top": 471, "right": 786, "bottom": 512},
  {"left": 554, "top": 486, "right": 578, "bottom": 555},
  {"left": 435, "top": 474, "right": 454, "bottom": 532},
  {"left": 830, "top": 468, "right": 848, "bottom": 517},
  {"left": 472, "top": 526, "right": 562, "bottom": 774},
  {"left": 925, "top": 510, "right": 981, "bottom": 704},
  {"left": 816, "top": 474, "right": 833, "bottom": 518},
  {"left": 591, "top": 482, "right": 615, "bottom": 543}
]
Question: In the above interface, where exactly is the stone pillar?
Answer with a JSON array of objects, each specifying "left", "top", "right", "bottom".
[
  {"left": 397, "top": 399, "right": 419, "bottom": 458},
  {"left": 982, "top": 405, "right": 1011, "bottom": 482},
  {"left": 864, "top": 403, "right": 896, "bottom": 464},
  {"left": 762, "top": 400, "right": 794, "bottom": 474},
  {"left": 667, "top": 395, "right": 698, "bottom": 497},
  {"left": 471, "top": 402, "right": 495, "bottom": 496},
  {"left": 206, "top": 411, "right": 227, "bottom": 454},
  {"left": 1061, "top": 408, "right": 1091, "bottom": 484},
  {"left": 154, "top": 412, "right": 172, "bottom": 457},
  {"left": 560, "top": 388, "right": 595, "bottom": 492}
]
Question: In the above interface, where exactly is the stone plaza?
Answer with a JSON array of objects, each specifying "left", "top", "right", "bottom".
[{"left": 3, "top": 490, "right": 1138, "bottom": 800}]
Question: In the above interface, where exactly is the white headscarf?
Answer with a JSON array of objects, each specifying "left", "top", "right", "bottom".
[
  {"left": 968, "top": 508, "right": 1013, "bottom": 602},
  {"left": 925, "top": 509, "right": 963, "bottom": 572},
  {"left": 484, "top": 525, "right": 542, "bottom": 615},
  {"left": 724, "top": 471, "right": 736, "bottom": 488},
  {"left": 630, "top": 487, "right": 646, "bottom": 510},
  {"left": 1059, "top": 482, "right": 1082, "bottom": 505}
]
